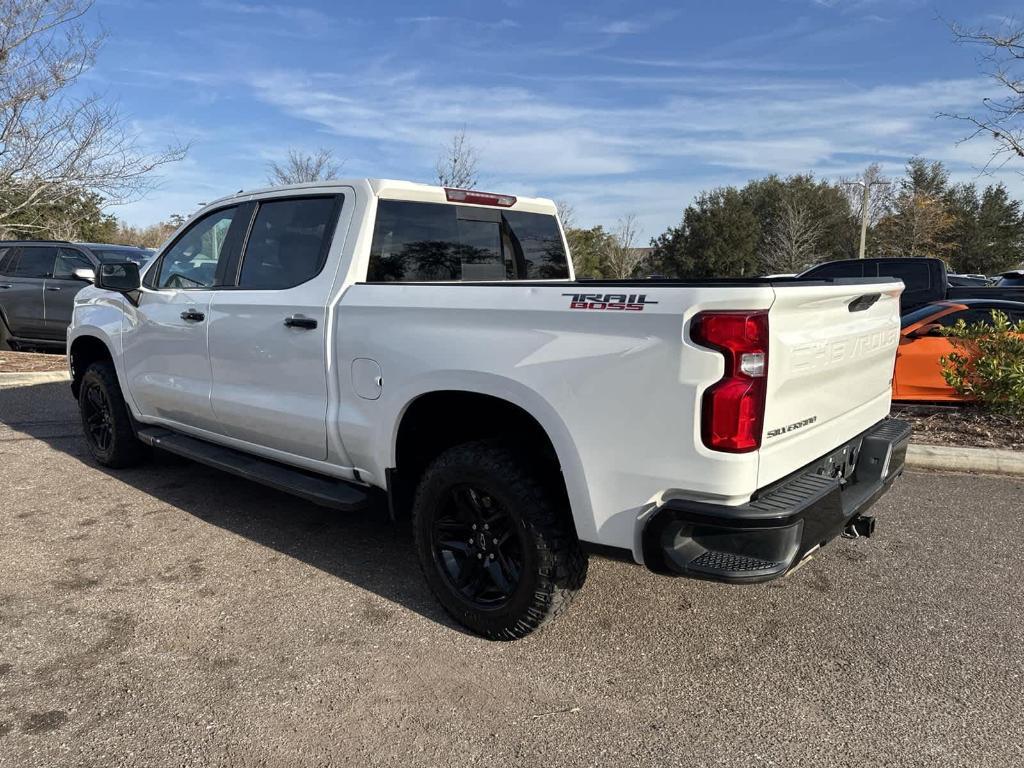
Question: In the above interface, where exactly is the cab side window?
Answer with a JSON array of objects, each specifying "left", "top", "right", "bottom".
[{"left": 156, "top": 207, "right": 237, "bottom": 289}]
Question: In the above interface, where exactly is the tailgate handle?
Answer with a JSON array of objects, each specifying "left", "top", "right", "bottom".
[{"left": 848, "top": 293, "right": 880, "bottom": 312}]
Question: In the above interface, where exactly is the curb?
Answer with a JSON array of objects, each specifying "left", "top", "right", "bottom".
[
  {"left": 905, "top": 443, "right": 1024, "bottom": 477},
  {"left": 0, "top": 371, "right": 71, "bottom": 387}
]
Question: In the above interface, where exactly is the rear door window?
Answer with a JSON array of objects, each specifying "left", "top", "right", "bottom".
[
  {"left": 12, "top": 246, "right": 56, "bottom": 278},
  {"left": 367, "top": 200, "right": 569, "bottom": 282},
  {"left": 0, "top": 247, "right": 14, "bottom": 274},
  {"left": 236, "top": 196, "right": 340, "bottom": 289}
]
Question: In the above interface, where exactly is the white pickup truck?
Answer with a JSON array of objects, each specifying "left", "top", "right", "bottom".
[{"left": 68, "top": 179, "right": 911, "bottom": 639}]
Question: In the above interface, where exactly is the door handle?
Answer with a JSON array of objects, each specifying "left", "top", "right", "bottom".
[
  {"left": 284, "top": 315, "right": 317, "bottom": 330},
  {"left": 45, "top": 286, "right": 62, "bottom": 292},
  {"left": 0, "top": 284, "right": 11, "bottom": 289},
  {"left": 180, "top": 309, "right": 205, "bottom": 322}
]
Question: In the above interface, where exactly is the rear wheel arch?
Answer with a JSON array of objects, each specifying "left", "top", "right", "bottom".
[{"left": 391, "top": 390, "right": 581, "bottom": 529}]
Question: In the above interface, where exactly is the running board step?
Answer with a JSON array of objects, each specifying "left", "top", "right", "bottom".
[{"left": 136, "top": 427, "right": 369, "bottom": 511}]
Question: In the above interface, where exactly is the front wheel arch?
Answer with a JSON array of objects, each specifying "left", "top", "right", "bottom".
[{"left": 69, "top": 335, "right": 116, "bottom": 399}]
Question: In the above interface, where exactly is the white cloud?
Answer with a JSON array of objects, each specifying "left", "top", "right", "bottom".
[
  {"left": 599, "top": 20, "right": 645, "bottom": 35},
  {"left": 115, "top": 60, "right": 1024, "bottom": 234}
]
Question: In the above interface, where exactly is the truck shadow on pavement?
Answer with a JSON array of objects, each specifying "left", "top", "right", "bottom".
[{"left": 0, "top": 381, "right": 471, "bottom": 636}]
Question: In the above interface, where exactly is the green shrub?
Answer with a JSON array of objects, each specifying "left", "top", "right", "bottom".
[{"left": 940, "top": 310, "right": 1024, "bottom": 416}]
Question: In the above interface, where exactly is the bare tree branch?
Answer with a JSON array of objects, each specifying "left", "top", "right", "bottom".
[
  {"left": 0, "top": 0, "right": 188, "bottom": 231},
  {"left": 942, "top": 19, "right": 1024, "bottom": 174},
  {"left": 435, "top": 126, "right": 479, "bottom": 189},
  {"left": 265, "top": 147, "right": 343, "bottom": 185},
  {"left": 555, "top": 199, "right": 575, "bottom": 230},
  {"left": 603, "top": 214, "right": 647, "bottom": 279},
  {"left": 762, "top": 198, "right": 823, "bottom": 273},
  {"left": 839, "top": 163, "right": 893, "bottom": 228}
]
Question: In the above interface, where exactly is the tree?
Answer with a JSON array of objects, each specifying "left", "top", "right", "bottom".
[
  {"left": 946, "top": 20, "right": 1024, "bottom": 172},
  {"left": 0, "top": 187, "right": 115, "bottom": 241},
  {"left": 0, "top": 0, "right": 187, "bottom": 235},
  {"left": 945, "top": 181, "right": 983, "bottom": 267},
  {"left": 873, "top": 159, "right": 956, "bottom": 258},
  {"left": 564, "top": 224, "right": 612, "bottom": 278},
  {"left": 555, "top": 200, "right": 575, "bottom": 229},
  {"left": 947, "top": 183, "right": 1024, "bottom": 274},
  {"left": 265, "top": 148, "right": 342, "bottom": 185},
  {"left": 435, "top": 127, "right": 479, "bottom": 189},
  {"left": 649, "top": 174, "right": 854, "bottom": 278},
  {"left": 111, "top": 214, "right": 186, "bottom": 249},
  {"left": 744, "top": 174, "right": 857, "bottom": 264},
  {"left": 762, "top": 198, "right": 823, "bottom": 273},
  {"left": 603, "top": 214, "right": 646, "bottom": 279},
  {"left": 649, "top": 188, "right": 761, "bottom": 278}
]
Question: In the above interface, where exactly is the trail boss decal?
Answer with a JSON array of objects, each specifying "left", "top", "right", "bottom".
[
  {"left": 767, "top": 416, "right": 817, "bottom": 439},
  {"left": 562, "top": 293, "right": 659, "bottom": 311}
]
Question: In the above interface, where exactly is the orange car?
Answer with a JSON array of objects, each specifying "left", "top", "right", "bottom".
[{"left": 893, "top": 299, "right": 1024, "bottom": 402}]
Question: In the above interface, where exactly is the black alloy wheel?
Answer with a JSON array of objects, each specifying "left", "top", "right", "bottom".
[
  {"left": 81, "top": 380, "right": 114, "bottom": 453},
  {"left": 430, "top": 484, "right": 525, "bottom": 608}
]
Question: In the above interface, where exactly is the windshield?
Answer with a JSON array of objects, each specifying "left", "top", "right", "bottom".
[
  {"left": 901, "top": 304, "right": 945, "bottom": 329},
  {"left": 91, "top": 248, "right": 153, "bottom": 265}
]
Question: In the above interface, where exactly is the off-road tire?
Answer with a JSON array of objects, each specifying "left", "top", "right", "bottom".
[
  {"left": 78, "top": 361, "right": 148, "bottom": 468},
  {"left": 412, "top": 440, "right": 587, "bottom": 640}
]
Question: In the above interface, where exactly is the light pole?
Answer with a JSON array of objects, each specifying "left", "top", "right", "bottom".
[{"left": 844, "top": 177, "right": 890, "bottom": 259}]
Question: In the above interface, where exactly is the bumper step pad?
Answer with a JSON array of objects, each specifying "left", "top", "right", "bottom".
[{"left": 688, "top": 550, "right": 786, "bottom": 578}]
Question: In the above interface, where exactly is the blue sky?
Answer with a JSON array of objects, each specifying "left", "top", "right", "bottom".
[{"left": 88, "top": 0, "right": 1023, "bottom": 238}]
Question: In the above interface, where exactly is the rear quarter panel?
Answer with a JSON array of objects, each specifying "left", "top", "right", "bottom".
[{"left": 335, "top": 283, "right": 774, "bottom": 555}]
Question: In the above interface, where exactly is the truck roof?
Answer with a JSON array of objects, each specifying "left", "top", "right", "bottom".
[{"left": 205, "top": 179, "right": 558, "bottom": 216}]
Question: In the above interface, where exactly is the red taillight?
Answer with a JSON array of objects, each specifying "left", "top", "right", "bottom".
[
  {"left": 444, "top": 188, "right": 517, "bottom": 207},
  {"left": 691, "top": 311, "right": 769, "bottom": 453}
]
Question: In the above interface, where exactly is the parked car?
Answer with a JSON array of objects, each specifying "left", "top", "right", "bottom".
[
  {"left": 798, "top": 257, "right": 1024, "bottom": 312},
  {"left": 0, "top": 241, "right": 153, "bottom": 350},
  {"left": 67, "top": 179, "right": 910, "bottom": 639},
  {"left": 994, "top": 269, "right": 1024, "bottom": 287},
  {"left": 894, "top": 299, "right": 1024, "bottom": 402}
]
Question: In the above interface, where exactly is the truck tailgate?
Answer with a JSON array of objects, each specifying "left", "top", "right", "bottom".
[{"left": 758, "top": 280, "right": 903, "bottom": 487}]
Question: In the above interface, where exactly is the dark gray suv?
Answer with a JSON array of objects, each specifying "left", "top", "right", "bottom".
[{"left": 0, "top": 241, "right": 154, "bottom": 350}]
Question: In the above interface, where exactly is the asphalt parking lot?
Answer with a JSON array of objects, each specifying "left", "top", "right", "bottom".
[{"left": 1, "top": 380, "right": 1021, "bottom": 767}]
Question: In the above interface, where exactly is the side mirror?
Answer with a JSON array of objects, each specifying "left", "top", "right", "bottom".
[
  {"left": 72, "top": 267, "right": 96, "bottom": 283},
  {"left": 95, "top": 262, "right": 141, "bottom": 293},
  {"left": 910, "top": 323, "right": 942, "bottom": 338}
]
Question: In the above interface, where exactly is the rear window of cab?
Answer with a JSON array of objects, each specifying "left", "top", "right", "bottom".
[{"left": 367, "top": 200, "right": 569, "bottom": 282}]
